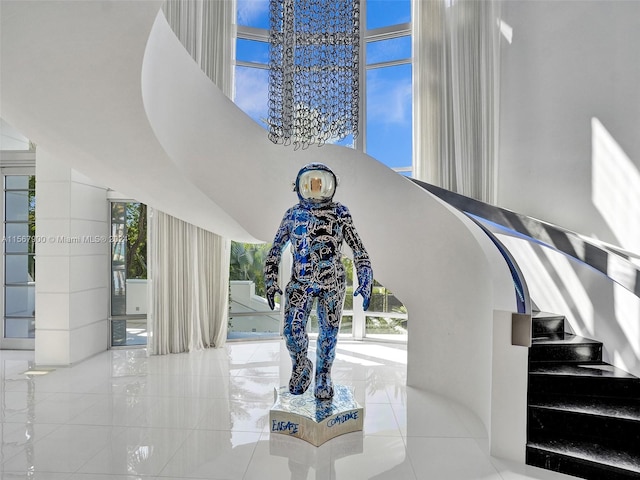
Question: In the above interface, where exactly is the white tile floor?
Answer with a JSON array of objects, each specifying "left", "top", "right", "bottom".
[{"left": 0, "top": 340, "right": 577, "bottom": 479}]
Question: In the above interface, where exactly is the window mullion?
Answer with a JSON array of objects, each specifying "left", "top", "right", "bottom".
[
  {"left": 237, "top": 25, "right": 269, "bottom": 42},
  {"left": 235, "top": 60, "right": 270, "bottom": 70},
  {"left": 366, "top": 58, "right": 412, "bottom": 70},
  {"left": 365, "top": 23, "right": 411, "bottom": 42}
]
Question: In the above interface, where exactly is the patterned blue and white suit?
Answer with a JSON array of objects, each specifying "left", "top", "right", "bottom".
[{"left": 265, "top": 164, "right": 373, "bottom": 400}]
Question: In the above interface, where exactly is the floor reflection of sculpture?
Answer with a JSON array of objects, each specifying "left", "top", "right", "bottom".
[{"left": 265, "top": 163, "right": 373, "bottom": 400}]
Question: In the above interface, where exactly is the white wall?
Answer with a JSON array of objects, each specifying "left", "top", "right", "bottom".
[
  {"left": 0, "top": 119, "right": 30, "bottom": 151},
  {"left": 498, "top": 0, "right": 640, "bottom": 254},
  {"left": 35, "top": 150, "right": 110, "bottom": 365}
]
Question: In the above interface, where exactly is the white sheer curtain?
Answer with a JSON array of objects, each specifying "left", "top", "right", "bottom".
[
  {"left": 148, "top": 1, "right": 234, "bottom": 354},
  {"left": 413, "top": 0, "right": 502, "bottom": 203},
  {"left": 162, "top": 0, "right": 235, "bottom": 97},
  {"left": 148, "top": 209, "right": 231, "bottom": 354}
]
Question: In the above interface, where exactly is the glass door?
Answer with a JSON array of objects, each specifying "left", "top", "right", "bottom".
[{"left": 110, "top": 201, "right": 148, "bottom": 347}]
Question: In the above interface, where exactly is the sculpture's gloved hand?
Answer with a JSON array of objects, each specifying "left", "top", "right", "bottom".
[
  {"left": 354, "top": 266, "right": 373, "bottom": 311},
  {"left": 266, "top": 282, "right": 283, "bottom": 310},
  {"left": 354, "top": 284, "right": 371, "bottom": 311}
]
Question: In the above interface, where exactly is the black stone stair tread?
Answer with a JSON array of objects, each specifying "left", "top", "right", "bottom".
[
  {"left": 529, "top": 362, "right": 637, "bottom": 379},
  {"left": 528, "top": 438, "right": 640, "bottom": 473},
  {"left": 528, "top": 311, "right": 640, "bottom": 477},
  {"left": 529, "top": 397, "right": 640, "bottom": 421},
  {"left": 531, "top": 333, "right": 601, "bottom": 345}
]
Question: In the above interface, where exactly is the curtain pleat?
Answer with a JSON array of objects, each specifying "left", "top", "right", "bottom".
[
  {"left": 148, "top": 209, "right": 230, "bottom": 355},
  {"left": 413, "top": 0, "right": 501, "bottom": 204}
]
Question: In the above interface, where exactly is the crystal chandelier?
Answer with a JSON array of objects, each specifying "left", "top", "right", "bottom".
[{"left": 268, "top": 0, "right": 360, "bottom": 148}]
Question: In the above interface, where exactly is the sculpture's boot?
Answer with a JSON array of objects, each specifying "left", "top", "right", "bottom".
[
  {"left": 289, "top": 354, "right": 313, "bottom": 395},
  {"left": 314, "top": 333, "right": 337, "bottom": 399}
]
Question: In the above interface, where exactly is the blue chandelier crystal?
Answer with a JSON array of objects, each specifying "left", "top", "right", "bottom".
[{"left": 268, "top": 0, "right": 360, "bottom": 148}]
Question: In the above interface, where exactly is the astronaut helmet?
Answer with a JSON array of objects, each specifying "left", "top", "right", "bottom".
[{"left": 294, "top": 163, "right": 338, "bottom": 205}]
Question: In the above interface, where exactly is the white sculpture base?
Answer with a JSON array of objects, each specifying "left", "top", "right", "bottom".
[{"left": 270, "top": 384, "right": 364, "bottom": 446}]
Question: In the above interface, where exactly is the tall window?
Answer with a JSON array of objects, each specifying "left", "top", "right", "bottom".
[
  {"left": 235, "top": 0, "right": 412, "bottom": 173},
  {"left": 364, "top": 0, "right": 412, "bottom": 173},
  {"left": 3, "top": 175, "right": 36, "bottom": 341}
]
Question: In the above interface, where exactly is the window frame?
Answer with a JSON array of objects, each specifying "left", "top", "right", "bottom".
[{"left": 0, "top": 159, "right": 36, "bottom": 350}]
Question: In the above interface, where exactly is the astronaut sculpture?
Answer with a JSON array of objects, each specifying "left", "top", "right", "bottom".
[{"left": 265, "top": 163, "right": 373, "bottom": 400}]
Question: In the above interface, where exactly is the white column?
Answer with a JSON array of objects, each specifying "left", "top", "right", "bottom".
[{"left": 35, "top": 150, "right": 110, "bottom": 365}]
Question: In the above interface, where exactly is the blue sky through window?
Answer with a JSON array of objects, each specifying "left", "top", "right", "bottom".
[
  {"left": 366, "top": 0, "right": 410, "bottom": 29},
  {"left": 367, "top": 36, "right": 411, "bottom": 65},
  {"left": 366, "top": 64, "right": 412, "bottom": 169},
  {"left": 234, "top": 66, "right": 269, "bottom": 126},
  {"left": 237, "top": 0, "right": 269, "bottom": 29},
  {"left": 236, "top": 38, "right": 269, "bottom": 64}
]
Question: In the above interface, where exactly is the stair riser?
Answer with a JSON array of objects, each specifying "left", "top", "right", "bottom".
[
  {"left": 533, "top": 317, "right": 565, "bottom": 336},
  {"left": 529, "top": 344, "right": 602, "bottom": 363},
  {"left": 529, "top": 375, "right": 640, "bottom": 399},
  {"left": 527, "top": 447, "right": 640, "bottom": 480},
  {"left": 528, "top": 408, "right": 640, "bottom": 454}
]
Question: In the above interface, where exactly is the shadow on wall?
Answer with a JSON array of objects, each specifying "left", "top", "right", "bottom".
[
  {"left": 499, "top": 235, "right": 640, "bottom": 379},
  {"left": 591, "top": 117, "right": 640, "bottom": 256}
]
